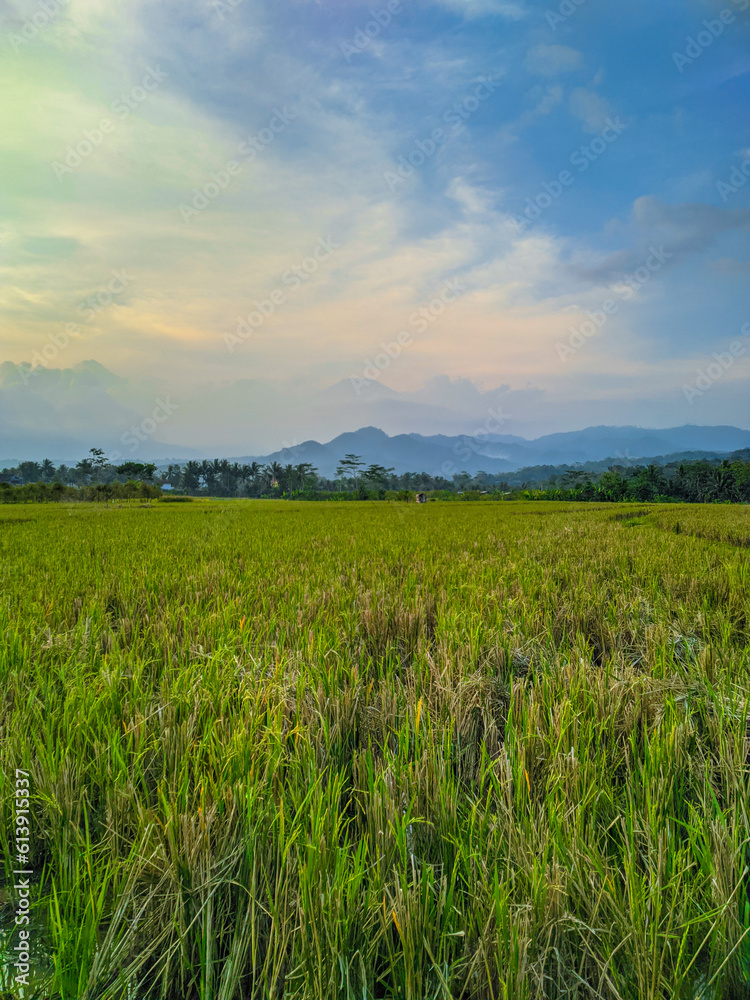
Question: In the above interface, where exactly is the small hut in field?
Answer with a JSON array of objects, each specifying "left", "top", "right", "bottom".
[{"left": 415, "top": 492, "right": 427, "bottom": 504}]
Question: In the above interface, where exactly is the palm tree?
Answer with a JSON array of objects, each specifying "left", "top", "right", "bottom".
[
  {"left": 282, "top": 464, "right": 296, "bottom": 491},
  {"left": 75, "top": 458, "right": 93, "bottom": 485},
  {"left": 200, "top": 460, "right": 217, "bottom": 494},
  {"left": 295, "top": 463, "right": 317, "bottom": 489},
  {"left": 218, "top": 462, "right": 241, "bottom": 497},
  {"left": 263, "top": 462, "right": 284, "bottom": 490},
  {"left": 182, "top": 461, "right": 202, "bottom": 494},
  {"left": 241, "top": 462, "right": 262, "bottom": 497}
]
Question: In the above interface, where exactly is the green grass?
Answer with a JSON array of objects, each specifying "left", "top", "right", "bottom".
[{"left": 1, "top": 499, "right": 749, "bottom": 999}]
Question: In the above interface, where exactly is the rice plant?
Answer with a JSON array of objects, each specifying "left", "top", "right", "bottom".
[{"left": 1, "top": 499, "right": 749, "bottom": 998}]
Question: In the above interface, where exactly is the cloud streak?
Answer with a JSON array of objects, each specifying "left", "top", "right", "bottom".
[{"left": 1, "top": 0, "right": 748, "bottom": 451}]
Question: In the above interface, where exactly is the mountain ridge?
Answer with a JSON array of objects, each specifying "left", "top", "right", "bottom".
[{"left": 222, "top": 424, "right": 750, "bottom": 478}]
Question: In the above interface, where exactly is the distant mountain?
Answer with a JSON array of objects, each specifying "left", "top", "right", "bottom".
[
  {"left": 501, "top": 449, "right": 750, "bottom": 486},
  {"left": 226, "top": 424, "right": 750, "bottom": 478},
  {"left": 3, "top": 359, "right": 748, "bottom": 464},
  {"left": 0, "top": 360, "right": 202, "bottom": 463},
  {"left": 506, "top": 425, "right": 750, "bottom": 464}
]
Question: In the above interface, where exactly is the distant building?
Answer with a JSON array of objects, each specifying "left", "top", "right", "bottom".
[
  {"left": 415, "top": 492, "right": 427, "bottom": 504},
  {"left": 10, "top": 475, "right": 22, "bottom": 486}
]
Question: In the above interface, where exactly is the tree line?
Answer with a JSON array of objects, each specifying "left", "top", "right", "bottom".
[
  {"left": 2, "top": 449, "right": 750, "bottom": 504},
  {"left": 524, "top": 458, "right": 750, "bottom": 504},
  {"left": 1, "top": 451, "right": 477, "bottom": 498}
]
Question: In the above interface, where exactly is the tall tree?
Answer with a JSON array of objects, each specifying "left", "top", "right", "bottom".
[
  {"left": 75, "top": 458, "right": 93, "bottom": 485},
  {"left": 336, "top": 454, "right": 364, "bottom": 488},
  {"left": 268, "top": 462, "right": 284, "bottom": 488},
  {"left": 18, "top": 461, "right": 42, "bottom": 484},
  {"left": 182, "top": 461, "right": 202, "bottom": 494},
  {"left": 362, "top": 464, "right": 394, "bottom": 489},
  {"left": 116, "top": 462, "right": 157, "bottom": 482},
  {"left": 200, "top": 459, "right": 218, "bottom": 494},
  {"left": 295, "top": 463, "right": 317, "bottom": 489}
]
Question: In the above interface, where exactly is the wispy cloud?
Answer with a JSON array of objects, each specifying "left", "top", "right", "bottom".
[
  {"left": 429, "top": 0, "right": 526, "bottom": 19},
  {"left": 525, "top": 44, "right": 582, "bottom": 76},
  {"left": 568, "top": 87, "right": 615, "bottom": 133},
  {"left": 1, "top": 0, "right": 748, "bottom": 448}
]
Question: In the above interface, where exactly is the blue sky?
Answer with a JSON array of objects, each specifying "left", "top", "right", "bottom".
[{"left": 0, "top": 0, "right": 748, "bottom": 455}]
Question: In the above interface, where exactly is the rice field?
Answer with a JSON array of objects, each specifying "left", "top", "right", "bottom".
[{"left": 1, "top": 499, "right": 750, "bottom": 1000}]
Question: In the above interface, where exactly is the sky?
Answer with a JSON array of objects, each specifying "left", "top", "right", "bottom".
[{"left": 1, "top": 0, "right": 749, "bottom": 459}]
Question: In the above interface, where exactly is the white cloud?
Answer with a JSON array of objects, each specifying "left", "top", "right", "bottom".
[
  {"left": 430, "top": 0, "right": 526, "bottom": 20},
  {"left": 568, "top": 87, "right": 615, "bottom": 134},
  {"left": 510, "top": 84, "right": 563, "bottom": 132},
  {"left": 524, "top": 44, "right": 582, "bottom": 77},
  {"left": 5, "top": 0, "right": 745, "bottom": 452}
]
